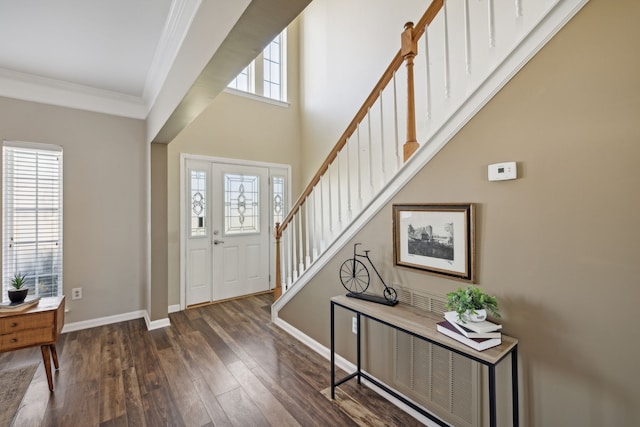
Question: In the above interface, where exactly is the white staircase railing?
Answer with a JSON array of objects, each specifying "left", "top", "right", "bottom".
[{"left": 274, "top": 0, "right": 589, "bottom": 304}]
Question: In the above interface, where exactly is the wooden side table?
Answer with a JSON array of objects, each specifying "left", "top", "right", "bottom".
[{"left": 0, "top": 296, "right": 65, "bottom": 391}]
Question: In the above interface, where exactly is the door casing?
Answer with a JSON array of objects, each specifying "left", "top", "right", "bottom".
[{"left": 179, "top": 154, "right": 291, "bottom": 310}]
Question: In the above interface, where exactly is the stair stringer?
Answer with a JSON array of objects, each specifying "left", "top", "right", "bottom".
[{"left": 272, "top": 0, "right": 589, "bottom": 319}]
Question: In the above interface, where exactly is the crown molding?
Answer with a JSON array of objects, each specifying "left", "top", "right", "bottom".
[
  {"left": 143, "top": 0, "right": 202, "bottom": 108},
  {"left": 0, "top": 67, "right": 147, "bottom": 118}
]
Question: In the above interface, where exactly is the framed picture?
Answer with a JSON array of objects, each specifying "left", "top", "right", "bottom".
[{"left": 393, "top": 203, "right": 475, "bottom": 282}]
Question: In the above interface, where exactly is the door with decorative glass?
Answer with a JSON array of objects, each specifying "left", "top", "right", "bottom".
[
  {"left": 211, "top": 163, "right": 269, "bottom": 300},
  {"left": 185, "top": 160, "right": 271, "bottom": 305}
]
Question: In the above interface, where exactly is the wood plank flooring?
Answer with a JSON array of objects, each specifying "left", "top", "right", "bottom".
[{"left": 0, "top": 293, "right": 423, "bottom": 427}]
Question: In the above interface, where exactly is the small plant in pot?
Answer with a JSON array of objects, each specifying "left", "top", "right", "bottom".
[
  {"left": 8, "top": 273, "right": 29, "bottom": 303},
  {"left": 445, "top": 285, "right": 500, "bottom": 323}
]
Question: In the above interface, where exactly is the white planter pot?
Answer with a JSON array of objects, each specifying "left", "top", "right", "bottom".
[{"left": 462, "top": 309, "right": 487, "bottom": 322}]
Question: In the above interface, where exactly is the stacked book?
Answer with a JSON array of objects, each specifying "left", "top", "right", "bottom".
[
  {"left": 0, "top": 296, "right": 40, "bottom": 313},
  {"left": 436, "top": 311, "right": 502, "bottom": 351}
]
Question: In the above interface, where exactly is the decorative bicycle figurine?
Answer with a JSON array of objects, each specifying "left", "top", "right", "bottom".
[{"left": 339, "top": 243, "right": 398, "bottom": 304}]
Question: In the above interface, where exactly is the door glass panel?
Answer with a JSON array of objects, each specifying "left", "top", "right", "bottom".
[
  {"left": 272, "top": 175, "right": 285, "bottom": 227},
  {"left": 224, "top": 173, "right": 260, "bottom": 235},
  {"left": 190, "top": 170, "right": 207, "bottom": 236}
]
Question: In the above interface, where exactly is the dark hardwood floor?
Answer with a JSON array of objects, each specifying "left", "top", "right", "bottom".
[{"left": 0, "top": 293, "right": 423, "bottom": 426}]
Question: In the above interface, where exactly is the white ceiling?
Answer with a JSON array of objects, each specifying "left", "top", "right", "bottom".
[
  {"left": 0, "top": 0, "right": 202, "bottom": 118},
  {"left": 0, "top": 0, "right": 171, "bottom": 96}
]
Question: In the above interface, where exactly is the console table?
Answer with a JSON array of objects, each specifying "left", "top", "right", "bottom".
[
  {"left": 330, "top": 294, "right": 519, "bottom": 427},
  {"left": 0, "top": 296, "right": 65, "bottom": 391}
]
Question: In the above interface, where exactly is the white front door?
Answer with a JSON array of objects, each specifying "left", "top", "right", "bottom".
[
  {"left": 210, "top": 163, "right": 270, "bottom": 301},
  {"left": 185, "top": 159, "right": 271, "bottom": 306}
]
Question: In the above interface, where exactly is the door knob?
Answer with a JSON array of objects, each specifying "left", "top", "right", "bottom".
[{"left": 213, "top": 240, "right": 225, "bottom": 245}]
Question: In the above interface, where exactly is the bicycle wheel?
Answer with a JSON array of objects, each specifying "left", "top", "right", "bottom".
[
  {"left": 339, "top": 259, "right": 370, "bottom": 294},
  {"left": 383, "top": 287, "right": 397, "bottom": 303}
]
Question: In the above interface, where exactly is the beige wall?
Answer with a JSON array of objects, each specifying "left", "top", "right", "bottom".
[
  {"left": 166, "top": 19, "right": 302, "bottom": 306},
  {"left": 299, "top": 0, "right": 426, "bottom": 183},
  {"left": 150, "top": 143, "right": 168, "bottom": 321},
  {"left": 0, "top": 97, "right": 148, "bottom": 323},
  {"left": 281, "top": 0, "right": 640, "bottom": 425}
]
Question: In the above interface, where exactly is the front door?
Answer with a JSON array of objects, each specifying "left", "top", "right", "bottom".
[
  {"left": 210, "top": 163, "right": 269, "bottom": 301},
  {"left": 185, "top": 159, "right": 271, "bottom": 306}
]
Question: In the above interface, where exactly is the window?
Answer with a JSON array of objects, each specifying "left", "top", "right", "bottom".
[
  {"left": 2, "top": 142, "right": 63, "bottom": 301},
  {"left": 224, "top": 173, "right": 260, "bottom": 235},
  {"left": 190, "top": 169, "right": 207, "bottom": 237},
  {"left": 227, "top": 65, "right": 252, "bottom": 93},
  {"left": 262, "top": 33, "right": 283, "bottom": 100},
  {"left": 272, "top": 175, "right": 286, "bottom": 227},
  {"left": 227, "top": 29, "right": 287, "bottom": 102}
]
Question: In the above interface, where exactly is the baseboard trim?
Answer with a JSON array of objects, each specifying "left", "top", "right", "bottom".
[
  {"left": 62, "top": 310, "right": 147, "bottom": 333},
  {"left": 168, "top": 304, "right": 181, "bottom": 313},
  {"left": 144, "top": 313, "right": 171, "bottom": 330},
  {"left": 272, "top": 316, "right": 441, "bottom": 427},
  {"left": 62, "top": 309, "right": 172, "bottom": 333}
]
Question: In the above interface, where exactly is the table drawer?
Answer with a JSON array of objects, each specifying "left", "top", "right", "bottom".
[
  {"left": 0, "top": 311, "right": 54, "bottom": 334},
  {"left": 0, "top": 327, "right": 54, "bottom": 351}
]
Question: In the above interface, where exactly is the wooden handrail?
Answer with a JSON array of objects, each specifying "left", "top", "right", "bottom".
[
  {"left": 273, "top": 0, "right": 444, "bottom": 299},
  {"left": 278, "top": 52, "right": 404, "bottom": 229},
  {"left": 413, "top": 0, "right": 444, "bottom": 41},
  {"left": 278, "top": 0, "right": 443, "bottom": 233}
]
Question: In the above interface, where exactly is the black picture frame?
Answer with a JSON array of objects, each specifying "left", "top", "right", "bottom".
[{"left": 393, "top": 203, "right": 475, "bottom": 282}]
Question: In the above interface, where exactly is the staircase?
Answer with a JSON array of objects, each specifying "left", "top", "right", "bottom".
[{"left": 273, "top": 0, "right": 588, "bottom": 315}]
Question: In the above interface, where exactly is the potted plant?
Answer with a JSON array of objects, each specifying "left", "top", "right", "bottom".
[
  {"left": 445, "top": 285, "right": 500, "bottom": 323},
  {"left": 8, "top": 273, "right": 29, "bottom": 303}
]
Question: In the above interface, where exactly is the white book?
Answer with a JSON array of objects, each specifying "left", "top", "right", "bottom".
[
  {"left": 436, "top": 321, "right": 501, "bottom": 352},
  {"left": 443, "top": 311, "right": 502, "bottom": 334},
  {"left": 443, "top": 312, "right": 501, "bottom": 339}
]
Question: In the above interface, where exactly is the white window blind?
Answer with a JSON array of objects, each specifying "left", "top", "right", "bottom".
[{"left": 2, "top": 141, "right": 63, "bottom": 301}]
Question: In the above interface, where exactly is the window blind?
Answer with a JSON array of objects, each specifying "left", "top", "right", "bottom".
[{"left": 3, "top": 141, "right": 63, "bottom": 301}]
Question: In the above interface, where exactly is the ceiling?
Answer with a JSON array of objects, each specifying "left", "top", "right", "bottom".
[
  {"left": 0, "top": 0, "right": 191, "bottom": 119},
  {"left": 0, "top": 0, "right": 311, "bottom": 142},
  {"left": 0, "top": 0, "right": 171, "bottom": 97}
]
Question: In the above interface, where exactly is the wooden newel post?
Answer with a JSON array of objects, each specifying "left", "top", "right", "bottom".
[
  {"left": 402, "top": 22, "right": 419, "bottom": 162},
  {"left": 273, "top": 223, "right": 283, "bottom": 301}
]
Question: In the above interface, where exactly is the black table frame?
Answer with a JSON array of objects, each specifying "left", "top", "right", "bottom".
[{"left": 330, "top": 298, "right": 519, "bottom": 427}]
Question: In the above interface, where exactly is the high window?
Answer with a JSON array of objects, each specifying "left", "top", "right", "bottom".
[
  {"left": 2, "top": 141, "right": 63, "bottom": 301},
  {"left": 227, "top": 30, "right": 287, "bottom": 102}
]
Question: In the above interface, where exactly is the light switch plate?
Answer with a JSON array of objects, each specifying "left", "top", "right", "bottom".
[{"left": 488, "top": 162, "right": 517, "bottom": 181}]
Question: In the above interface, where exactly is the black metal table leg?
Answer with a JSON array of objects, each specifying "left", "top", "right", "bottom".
[
  {"left": 356, "top": 313, "right": 361, "bottom": 384},
  {"left": 512, "top": 346, "right": 519, "bottom": 426},
  {"left": 489, "top": 364, "right": 497, "bottom": 427},
  {"left": 331, "top": 302, "right": 336, "bottom": 399}
]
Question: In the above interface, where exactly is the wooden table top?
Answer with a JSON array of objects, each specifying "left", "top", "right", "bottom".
[{"left": 331, "top": 294, "right": 517, "bottom": 365}]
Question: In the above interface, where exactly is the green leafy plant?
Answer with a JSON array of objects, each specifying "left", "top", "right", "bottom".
[
  {"left": 10, "top": 273, "right": 27, "bottom": 289},
  {"left": 445, "top": 285, "right": 500, "bottom": 322}
]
